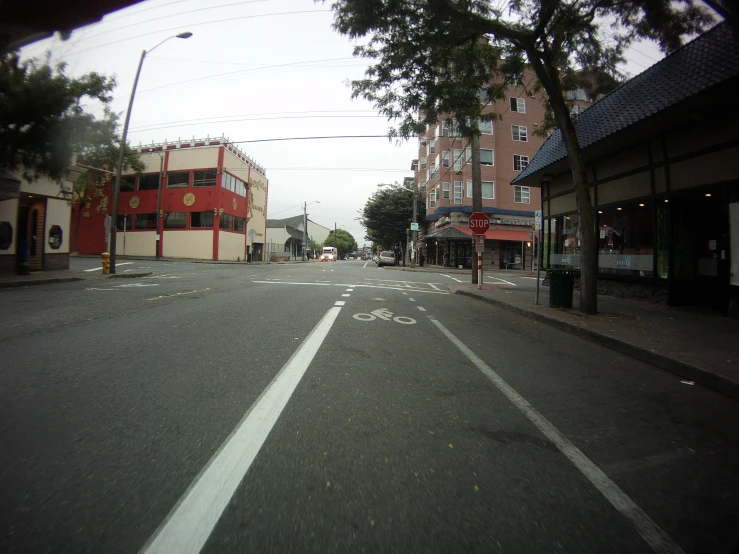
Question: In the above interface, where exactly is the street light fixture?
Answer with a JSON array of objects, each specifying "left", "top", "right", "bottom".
[
  {"left": 303, "top": 200, "right": 320, "bottom": 261},
  {"left": 109, "top": 31, "right": 193, "bottom": 273}
]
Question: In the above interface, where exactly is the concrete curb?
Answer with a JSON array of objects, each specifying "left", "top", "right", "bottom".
[
  {"left": 455, "top": 289, "right": 739, "bottom": 401},
  {"left": 107, "top": 272, "right": 152, "bottom": 279},
  {"left": 0, "top": 277, "right": 84, "bottom": 289}
]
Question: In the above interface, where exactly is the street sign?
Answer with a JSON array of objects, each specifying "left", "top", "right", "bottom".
[
  {"left": 474, "top": 237, "right": 485, "bottom": 251},
  {"left": 534, "top": 209, "right": 542, "bottom": 231},
  {"left": 410, "top": 222, "right": 419, "bottom": 231},
  {"left": 468, "top": 212, "right": 490, "bottom": 236}
]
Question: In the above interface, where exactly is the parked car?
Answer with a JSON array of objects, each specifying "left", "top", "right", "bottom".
[{"left": 377, "top": 251, "right": 396, "bottom": 267}]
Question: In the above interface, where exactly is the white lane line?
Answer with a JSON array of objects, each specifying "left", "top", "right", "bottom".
[
  {"left": 441, "top": 274, "right": 465, "bottom": 283},
  {"left": 341, "top": 293, "right": 350, "bottom": 297},
  {"left": 491, "top": 277, "right": 517, "bottom": 286},
  {"left": 521, "top": 276, "right": 544, "bottom": 280},
  {"left": 402, "top": 292, "right": 408, "bottom": 296},
  {"left": 335, "top": 301, "right": 346, "bottom": 306},
  {"left": 417, "top": 306, "right": 427, "bottom": 312},
  {"left": 430, "top": 317, "right": 684, "bottom": 554},
  {"left": 346, "top": 288, "right": 354, "bottom": 292},
  {"left": 428, "top": 283, "right": 441, "bottom": 290},
  {"left": 254, "top": 281, "right": 449, "bottom": 295},
  {"left": 141, "top": 306, "right": 342, "bottom": 554},
  {"left": 409, "top": 298, "right": 415, "bottom": 302},
  {"left": 83, "top": 261, "right": 135, "bottom": 272},
  {"left": 253, "top": 281, "right": 330, "bottom": 286},
  {"left": 363, "top": 261, "right": 370, "bottom": 268}
]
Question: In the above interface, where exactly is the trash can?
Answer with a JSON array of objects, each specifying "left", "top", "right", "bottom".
[{"left": 547, "top": 269, "right": 579, "bottom": 308}]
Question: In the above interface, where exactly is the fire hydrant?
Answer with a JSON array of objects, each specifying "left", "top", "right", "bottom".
[{"left": 101, "top": 252, "right": 111, "bottom": 274}]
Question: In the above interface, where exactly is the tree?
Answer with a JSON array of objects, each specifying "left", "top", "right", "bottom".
[
  {"left": 361, "top": 182, "right": 425, "bottom": 254},
  {"left": 0, "top": 52, "right": 117, "bottom": 181},
  {"left": 325, "top": 228, "right": 358, "bottom": 258},
  {"left": 327, "top": 0, "right": 714, "bottom": 314},
  {"left": 67, "top": 108, "right": 145, "bottom": 253}
]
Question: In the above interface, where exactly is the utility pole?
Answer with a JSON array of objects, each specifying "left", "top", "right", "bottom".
[
  {"left": 410, "top": 179, "right": 418, "bottom": 268},
  {"left": 470, "top": 128, "right": 482, "bottom": 284},
  {"left": 302, "top": 201, "right": 307, "bottom": 262}
]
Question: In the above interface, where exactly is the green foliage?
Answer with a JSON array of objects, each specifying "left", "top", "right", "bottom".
[
  {"left": 327, "top": 0, "right": 713, "bottom": 139},
  {"left": 0, "top": 51, "right": 120, "bottom": 181},
  {"left": 360, "top": 182, "right": 424, "bottom": 249},
  {"left": 324, "top": 228, "right": 358, "bottom": 257}
]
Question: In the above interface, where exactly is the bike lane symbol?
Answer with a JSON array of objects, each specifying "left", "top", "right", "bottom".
[{"left": 353, "top": 308, "right": 416, "bottom": 325}]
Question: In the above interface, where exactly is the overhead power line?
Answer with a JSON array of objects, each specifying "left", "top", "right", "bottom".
[
  {"left": 66, "top": 9, "right": 333, "bottom": 57},
  {"left": 230, "top": 135, "right": 392, "bottom": 143},
  {"left": 79, "top": 0, "right": 273, "bottom": 44}
]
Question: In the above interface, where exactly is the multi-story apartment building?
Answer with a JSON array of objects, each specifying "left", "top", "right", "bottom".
[
  {"left": 72, "top": 136, "right": 268, "bottom": 261},
  {"left": 413, "top": 77, "right": 594, "bottom": 270}
]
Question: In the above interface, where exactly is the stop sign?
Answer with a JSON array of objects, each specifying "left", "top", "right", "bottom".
[{"left": 468, "top": 212, "right": 490, "bottom": 236}]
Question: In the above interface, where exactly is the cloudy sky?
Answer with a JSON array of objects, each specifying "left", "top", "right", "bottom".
[{"left": 19, "top": 0, "right": 664, "bottom": 245}]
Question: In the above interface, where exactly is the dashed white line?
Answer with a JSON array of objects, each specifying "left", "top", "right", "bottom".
[
  {"left": 346, "top": 288, "right": 354, "bottom": 292},
  {"left": 402, "top": 292, "right": 408, "bottom": 296},
  {"left": 417, "top": 306, "right": 427, "bottom": 312},
  {"left": 441, "top": 274, "right": 465, "bottom": 283},
  {"left": 430, "top": 317, "right": 684, "bottom": 554},
  {"left": 428, "top": 283, "right": 441, "bottom": 290},
  {"left": 409, "top": 298, "right": 415, "bottom": 302},
  {"left": 141, "top": 306, "right": 342, "bottom": 554},
  {"left": 341, "top": 294, "right": 350, "bottom": 297},
  {"left": 491, "top": 277, "right": 517, "bottom": 286},
  {"left": 83, "top": 261, "right": 135, "bottom": 272},
  {"left": 334, "top": 301, "right": 346, "bottom": 306}
]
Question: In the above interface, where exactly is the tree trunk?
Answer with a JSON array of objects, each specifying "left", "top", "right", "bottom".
[
  {"left": 526, "top": 50, "right": 597, "bottom": 314},
  {"left": 552, "top": 98, "right": 597, "bottom": 314},
  {"left": 470, "top": 130, "right": 482, "bottom": 284}
]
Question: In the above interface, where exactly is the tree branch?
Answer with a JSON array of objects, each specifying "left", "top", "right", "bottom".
[{"left": 428, "top": 0, "right": 530, "bottom": 46}]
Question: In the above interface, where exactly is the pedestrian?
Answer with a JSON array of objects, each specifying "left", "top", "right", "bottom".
[
  {"left": 443, "top": 252, "right": 449, "bottom": 268},
  {"left": 419, "top": 250, "right": 424, "bottom": 267}
]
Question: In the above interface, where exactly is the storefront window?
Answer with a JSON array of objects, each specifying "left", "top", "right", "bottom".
[
  {"left": 551, "top": 214, "right": 580, "bottom": 267},
  {"left": 598, "top": 201, "right": 654, "bottom": 276},
  {"left": 116, "top": 214, "right": 133, "bottom": 230}
]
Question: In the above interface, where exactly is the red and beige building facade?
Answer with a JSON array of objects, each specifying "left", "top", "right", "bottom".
[{"left": 72, "top": 136, "right": 268, "bottom": 261}]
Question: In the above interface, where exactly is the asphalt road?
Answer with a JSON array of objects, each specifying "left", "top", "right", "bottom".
[{"left": 1, "top": 259, "right": 738, "bottom": 553}]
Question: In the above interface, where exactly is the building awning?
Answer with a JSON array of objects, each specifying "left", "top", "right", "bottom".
[{"left": 456, "top": 227, "right": 532, "bottom": 241}]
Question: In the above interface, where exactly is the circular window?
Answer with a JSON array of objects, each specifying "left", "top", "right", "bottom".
[
  {"left": 0, "top": 221, "right": 12, "bottom": 250},
  {"left": 48, "top": 225, "right": 63, "bottom": 250}
]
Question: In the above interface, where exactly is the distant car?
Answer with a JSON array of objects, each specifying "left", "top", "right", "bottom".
[{"left": 377, "top": 251, "right": 396, "bottom": 267}]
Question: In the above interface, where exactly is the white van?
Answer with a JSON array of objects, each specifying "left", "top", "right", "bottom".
[{"left": 320, "top": 247, "right": 338, "bottom": 262}]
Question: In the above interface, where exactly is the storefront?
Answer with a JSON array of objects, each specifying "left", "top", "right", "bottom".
[{"left": 512, "top": 22, "right": 739, "bottom": 314}]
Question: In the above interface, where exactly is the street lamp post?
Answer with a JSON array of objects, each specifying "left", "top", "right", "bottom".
[
  {"left": 109, "top": 31, "right": 192, "bottom": 273},
  {"left": 303, "top": 200, "right": 320, "bottom": 261}
]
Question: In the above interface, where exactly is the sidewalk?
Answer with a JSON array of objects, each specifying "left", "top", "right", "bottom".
[{"left": 451, "top": 282, "right": 739, "bottom": 401}]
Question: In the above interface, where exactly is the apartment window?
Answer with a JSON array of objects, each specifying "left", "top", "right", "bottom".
[
  {"left": 233, "top": 216, "right": 246, "bottom": 233},
  {"left": 479, "top": 119, "right": 493, "bottom": 134},
  {"left": 164, "top": 212, "right": 186, "bottom": 228},
  {"left": 514, "top": 186, "right": 530, "bottom": 204},
  {"left": 465, "top": 180, "right": 495, "bottom": 199},
  {"left": 235, "top": 179, "right": 246, "bottom": 197},
  {"left": 223, "top": 173, "right": 234, "bottom": 192},
  {"left": 442, "top": 182, "right": 450, "bottom": 199},
  {"left": 429, "top": 164, "right": 437, "bottom": 178},
  {"left": 419, "top": 180, "right": 427, "bottom": 192},
  {"left": 420, "top": 157, "right": 427, "bottom": 170},
  {"left": 120, "top": 176, "right": 135, "bottom": 192},
  {"left": 193, "top": 169, "right": 217, "bottom": 187},
  {"left": 420, "top": 138, "right": 427, "bottom": 149},
  {"left": 477, "top": 88, "right": 490, "bottom": 105},
  {"left": 135, "top": 213, "right": 157, "bottom": 230},
  {"left": 453, "top": 181, "right": 463, "bottom": 205},
  {"left": 190, "top": 211, "right": 214, "bottom": 228},
  {"left": 220, "top": 213, "right": 233, "bottom": 231},
  {"left": 453, "top": 149, "right": 463, "bottom": 172},
  {"left": 466, "top": 147, "right": 472, "bottom": 163},
  {"left": 442, "top": 151, "right": 450, "bottom": 168},
  {"left": 453, "top": 119, "right": 462, "bottom": 138},
  {"left": 566, "top": 88, "right": 588, "bottom": 101},
  {"left": 429, "top": 139, "right": 436, "bottom": 154},
  {"left": 426, "top": 169, "right": 430, "bottom": 182},
  {"left": 442, "top": 120, "right": 453, "bottom": 137},
  {"left": 430, "top": 186, "right": 436, "bottom": 207},
  {"left": 513, "top": 154, "right": 529, "bottom": 171},
  {"left": 571, "top": 105, "right": 588, "bottom": 117},
  {"left": 138, "top": 174, "right": 160, "bottom": 191},
  {"left": 480, "top": 149, "right": 494, "bottom": 166},
  {"left": 510, "top": 97, "right": 526, "bottom": 113},
  {"left": 116, "top": 214, "right": 132, "bottom": 230},
  {"left": 512, "top": 125, "right": 528, "bottom": 142},
  {"left": 167, "top": 171, "right": 189, "bottom": 188}
]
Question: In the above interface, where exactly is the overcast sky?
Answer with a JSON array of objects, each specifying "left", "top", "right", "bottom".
[{"left": 19, "top": 0, "right": 665, "bottom": 245}]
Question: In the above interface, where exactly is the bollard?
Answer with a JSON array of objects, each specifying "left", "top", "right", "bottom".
[{"left": 101, "top": 252, "right": 111, "bottom": 274}]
